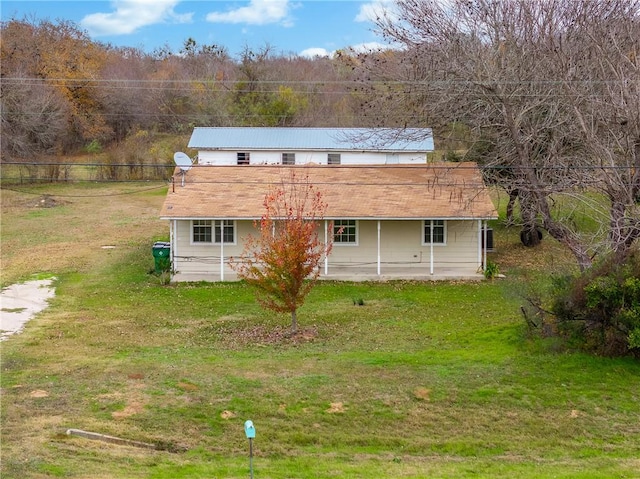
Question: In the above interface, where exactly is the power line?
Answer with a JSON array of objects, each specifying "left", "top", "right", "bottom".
[{"left": 1, "top": 161, "right": 637, "bottom": 171}]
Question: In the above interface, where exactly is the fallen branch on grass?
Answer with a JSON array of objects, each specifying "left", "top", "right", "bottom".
[{"left": 65, "top": 428, "right": 184, "bottom": 452}]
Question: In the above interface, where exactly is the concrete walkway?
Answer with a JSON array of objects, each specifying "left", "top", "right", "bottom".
[{"left": 0, "top": 278, "right": 56, "bottom": 341}]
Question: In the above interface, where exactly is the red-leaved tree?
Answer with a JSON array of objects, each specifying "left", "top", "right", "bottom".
[{"left": 232, "top": 172, "right": 332, "bottom": 334}]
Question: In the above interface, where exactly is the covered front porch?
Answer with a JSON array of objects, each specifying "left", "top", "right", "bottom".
[
  {"left": 318, "top": 264, "right": 485, "bottom": 281},
  {"left": 172, "top": 220, "right": 487, "bottom": 281},
  {"left": 167, "top": 218, "right": 493, "bottom": 283},
  {"left": 169, "top": 262, "right": 486, "bottom": 283}
]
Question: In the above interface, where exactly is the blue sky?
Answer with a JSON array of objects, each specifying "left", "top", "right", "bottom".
[{"left": 1, "top": 0, "right": 395, "bottom": 58}]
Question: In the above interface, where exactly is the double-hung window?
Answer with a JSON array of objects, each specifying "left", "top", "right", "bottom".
[
  {"left": 237, "top": 152, "right": 250, "bottom": 165},
  {"left": 215, "top": 220, "right": 235, "bottom": 244},
  {"left": 423, "top": 220, "right": 446, "bottom": 245},
  {"left": 193, "top": 220, "right": 212, "bottom": 243},
  {"left": 192, "top": 220, "right": 235, "bottom": 244},
  {"left": 333, "top": 219, "right": 357, "bottom": 244},
  {"left": 282, "top": 153, "right": 296, "bottom": 165},
  {"left": 328, "top": 153, "right": 341, "bottom": 165}
]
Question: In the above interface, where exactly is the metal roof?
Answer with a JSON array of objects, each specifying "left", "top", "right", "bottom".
[{"left": 188, "top": 127, "right": 434, "bottom": 152}]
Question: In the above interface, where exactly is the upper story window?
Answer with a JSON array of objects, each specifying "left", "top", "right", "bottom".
[
  {"left": 237, "top": 152, "right": 250, "bottom": 165},
  {"left": 423, "top": 220, "right": 446, "bottom": 245},
  {"left": 328, "top": 153, "right": 341, "bottom": 165},
  {"left": 192, "top": 220, "right": 235, "bottom": 244},
  {"left": 282, "top": 153, "right": 296, "bottom": 165},
  {"left": 333, "top": 219, "right": 357, "bottom": 244}
]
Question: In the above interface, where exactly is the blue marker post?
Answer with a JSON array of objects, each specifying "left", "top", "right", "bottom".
[{"left": 244, "top": 420, "right": 256, "bottom": 479}]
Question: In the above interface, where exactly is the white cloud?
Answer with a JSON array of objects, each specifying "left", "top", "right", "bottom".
[
  {"left": 80, "top": 0, "right": 192, "bottom": 36},
  {"left": 299, "top": 47, "right": 332, "bottom": 59},
  {"left": 206, "top": 0, "right": 293, "bottom": 26},
  {"left": 355, "top": 0, "right": 396, "bottom": 23}
]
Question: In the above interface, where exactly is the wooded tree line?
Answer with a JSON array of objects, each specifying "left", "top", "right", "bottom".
[{"left": 0, "top": 18, "right": 368, "bottom": 161}]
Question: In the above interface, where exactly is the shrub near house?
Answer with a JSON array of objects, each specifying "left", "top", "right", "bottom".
[{"left": 552, "top": 249, "right": 640, "bottom": 357}]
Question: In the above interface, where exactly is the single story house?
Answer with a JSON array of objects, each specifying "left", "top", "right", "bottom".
[
  {"left": 188, "top": 127, "right": 435, "bottom": 165},
  {"left": 159, "top": 162, "right": 498, "bottom": 282}
]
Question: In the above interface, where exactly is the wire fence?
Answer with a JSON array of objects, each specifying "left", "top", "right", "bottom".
[{"left": 0, "top": 161, "right": 176, "bottom": 184}]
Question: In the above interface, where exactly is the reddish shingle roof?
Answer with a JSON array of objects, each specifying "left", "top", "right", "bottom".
[{"left": 160, "top": 163, "right": 497, "bottom": 220}]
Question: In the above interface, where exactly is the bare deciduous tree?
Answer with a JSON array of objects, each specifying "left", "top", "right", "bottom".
[
  {"left": 1, "top": 73, "right": 69, "bottom": 160},
  {"left": 556, "top": 3, "right": 640, "bottom": 262},
  {"left": 362, "top": 0, "right": 639, "bottom": 269}
]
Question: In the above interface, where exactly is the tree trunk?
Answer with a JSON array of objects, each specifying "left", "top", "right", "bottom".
[
  {"left": 519, "top": 191, "right": 541, "bottom": 247},
  {"left": 506, "top": 188, "right": 519, "bottom": 226},
  {"left": 290, "top": 309, "right": 298, "bottom": 335}
]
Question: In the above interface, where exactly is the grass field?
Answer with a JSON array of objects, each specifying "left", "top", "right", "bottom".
[{"left": 1, "top": 181, "right": 639, "bottom": 478}]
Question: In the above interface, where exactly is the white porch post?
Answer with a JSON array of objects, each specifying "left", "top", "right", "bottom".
[
  {"left": 220, "top": 223, "right": 224, "bottom": 281},
  {"left": 430, "top": 220, "right": 434, "bottom": 275},
  {"left": 483, "top": 220, "right": 488, "bottom": 272},
  {"left": 324, "top": 220, "right": 329, "bottom": 276},
  {"left": 478, "top": 219, "right": 483, "bottom": 271},
  {"left": 377, "top": 220, "right": 381, "bottom": 276},
  {"left": 171, "top": 220, "right": 177, "bottom": 276}
]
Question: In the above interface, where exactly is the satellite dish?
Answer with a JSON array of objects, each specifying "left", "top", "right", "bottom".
[
  {"left": 173, "top": 152, "right": 194, "bottom": 187},
  {"left": 174, "top": 152, "right": 192, "bottom": 172}
]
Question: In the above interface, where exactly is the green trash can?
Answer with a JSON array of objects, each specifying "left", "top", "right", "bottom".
[{"left": 152, "top": 241, "right": 171, "bottom": 273}]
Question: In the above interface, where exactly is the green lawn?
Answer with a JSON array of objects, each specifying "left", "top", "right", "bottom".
[{"left": 1, "top": 183, "right": 639, "bottom": 478}]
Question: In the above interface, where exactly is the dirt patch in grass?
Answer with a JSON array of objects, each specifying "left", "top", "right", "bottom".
[
  {"left": 177, "top": 382, "right": 199, "bottom": 392},
  {"left": 413, "top": 387, "right": 431, "bottom": 401},
  {"left": 326, "top": 402, "right": 346, "bottom": 413},
  {"left": 111, "top": 381, "right": 148, "bottom": 420},
  {"left": 214, "top": 324, "right": 319, "bottom": 348},
  {"left": 94, "top": 378, "right": 149, "bottom": 420},
  {"left": 220, "top": 410, "right": 236, "bottom": 419},
  {"left": 29, "top": 389, "right": 50, "bottom": 398},
  {"left": 29, "top": 194, "right": 69, "bottom": 209}
]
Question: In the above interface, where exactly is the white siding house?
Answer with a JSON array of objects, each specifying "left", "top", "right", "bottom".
[
  {"left": 188, "top": 127, "right": 435, "bottom": 165},
  {"left": 160, "top": 134, "right": 498, "bottom": 283}
]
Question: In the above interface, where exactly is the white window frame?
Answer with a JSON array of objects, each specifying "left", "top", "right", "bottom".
[
  {"left": 191, "top": 220, "right": 236, "bottom": 245},
  {"left": 192, "top": 219, "right": 213, "bottom": 243},
  {"left": 333, "top": 219, "right": 358, "bottom": 246},
  {"left": 282, "top": 153, "right": 296, "bottom": 165},
  {"left": 422, "top": 220, "right": 447, "bottom": 246},
  {"left": 215, "top": 220, "right": 236, "bottom": 244},
  {"left": 237, "top": 152, "right": 250, "bottom": 165},
  {"left": 328, "top": 153, "right": 341, "bottom": 165}
]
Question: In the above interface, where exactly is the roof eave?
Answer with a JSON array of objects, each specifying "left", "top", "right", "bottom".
[{"left": 160, "top": 215, "right": 498, "bottom": 221}]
